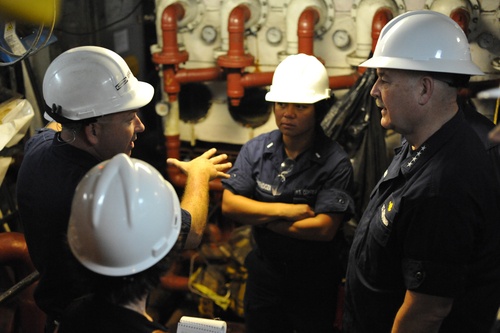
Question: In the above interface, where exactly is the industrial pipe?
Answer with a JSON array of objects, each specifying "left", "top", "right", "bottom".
[
  {"left": 285, "top": 0, "right": 327, "bottom": 56},
  {"left": 0, "top": 232, "right": 33, "bottom": 269},
  {"left": 352, "top": 0, "right": 399, "bottom": 61},
  {"left": 427, "top": 0, "right": 474, "bottom": 35},
  {"left": 152, "top": 3, "right": 188, "bottom": 66},
  {"left": 152, "top": 3, "right": 222, "bottom": 189},
  {"left": 450, "top": 7, "right": 470, "bottom": 35},
  {"left": 217, "top": 5, "right": 255, "bottom": 107},
  {"left": 329, "top": 73, "right": 362, "bottom": 90},
  {"left": 0, "top": 232, "right": 45, "bottom": 333},
  {"left": 371, "top": 7, "right": 394, "bottom": 53},
  {"left": 157, "top": 2, "right": 363, "bottom": 187},
  {"left": 153, "top": 3, "right": 224, "bottom": 103},
  {"left": 160, "top": 261, "right": 190, "bottom": 291},
  {"left": 152, "top": 3, "right": 189, "bottom": 102},
  {"left": 297, "top": 7, "right": 319, "bottom": 55}
]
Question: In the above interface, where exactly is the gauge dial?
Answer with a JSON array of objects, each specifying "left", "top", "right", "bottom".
[
  {"left": 266, "top": 27, "right": 283, "bottom": 45},
  {"left": 332, "top": 29, "right": 351, "bottom": 49},
  {"left": 201, "top": 25, "right": 217, "bottom": 44},
  {"left": 155, "top": 102, "right": 170, "bottom": 117}
]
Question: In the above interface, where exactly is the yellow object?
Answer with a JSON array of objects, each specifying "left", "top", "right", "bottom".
[
  {"left": 494, "top": 98, "right": 499, "bottom": 125},
  {"left": 190, "top": 267, "right": 232, "bottom": 310},
  {"left": 0, "top": 0, "right": 60, "bottom": 25}
]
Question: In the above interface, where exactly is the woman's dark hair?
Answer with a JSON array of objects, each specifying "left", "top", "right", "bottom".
[
  {"left": 70, "top": 235, "right": 184, "bottom": 306},
  {"left": 314, "top": 96, "right": 335, "bottom": 127}
]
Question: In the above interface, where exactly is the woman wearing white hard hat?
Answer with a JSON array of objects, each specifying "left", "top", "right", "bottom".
[
  {"left": 221, "top": 53, "right": 355, "bottom": 333},
  {"left": 58, "top": 154, "right": 181, "bottom": 332}
]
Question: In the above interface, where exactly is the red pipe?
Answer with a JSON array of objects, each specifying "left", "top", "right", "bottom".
[
  {"left": 217, "top": 5, "right": 255, "bottom": 107},
  {"left": 298, "top": 7, "right": 319, "bottom": 55},
  {"left": 217, "top": 5, "right": 254, "bottom": 68},
  {"left": 160, "top": 274, "right": 189, "bottom": 291},
  {"left": 0, "top": 232, "right": 46, "bottom": 333},
  {"left": 157, "top": 3, "right": 364, "bottom": 188},
  {"left": 371, "top": 7, "right": 394, "bottom": 54},
  {"left": 163, "top": 67, "right": 223, "bottom": 102},
  {"left": 165, "top": 134, "right": 185, "bottom": 187},
  {"left": 152, "top": 3, "right": 189, "bottom": 65},
  {"left": 175, "top": 67, "right": 222, "bottom": 84},
  {"left": 240, "top": 71, "right": 274, "bottom": 88},
  {"left": 162, "top": 66, "right": 180, "bottom": 102},
  {"left": 153, "top": 3, "right": 222, "bottom": 103},
  {"left": 329, "top": 73, "right": 361, "bottom": 90},
  {"left": 0, "top": 232, "right": 33, "bottom": 271},
  {"left": 152, "top": 3, "right": 189, "bottom": 102},
  {"left": 450, "top": 8, "right": 470, "bottom": 36}
]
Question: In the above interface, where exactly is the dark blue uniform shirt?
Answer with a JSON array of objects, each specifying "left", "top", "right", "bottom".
[
  {"left": 16, "top": 129, "right": 191, "bottom": 319},
  {"left": 344, "top": 111, "right": 500, "bottom": 333},
  {"left": 222, "top": 129, "right": 354, "bottom": 262},
  {"left": 222, "top": 129, "right": 354, "bottom": 332}
]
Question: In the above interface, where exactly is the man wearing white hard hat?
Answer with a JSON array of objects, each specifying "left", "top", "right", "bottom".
[
  {"left": 344, "top": 10, "right": 500, "bottom": 333},
  {"left": 222, "top": 53, "right": 355, "bottom": 332},
  {"left": 16, "top": 46, "right": 231, "bottom": 330}
]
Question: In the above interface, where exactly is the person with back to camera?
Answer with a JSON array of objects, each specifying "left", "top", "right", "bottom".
[
  {"left": 343, "top": 10, "right": 500, "bottom": 333},
  {"left": 15, "top": 46, "right": 231, "bottom": 331},
  {"left": 221, "top": 53, "right": 355, "bottom": 333},
  {"left": 57, "top": 153, "right": 184, "bottom": 332}
]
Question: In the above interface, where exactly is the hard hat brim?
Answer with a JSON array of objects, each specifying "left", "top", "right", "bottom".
[
  {"left": 477, "top": 87, "right": 500, "bottom": 99},
  {"left": 359, "top": 56, "right": 484, "bottom": 76},
  {"left": 43, "top": 80, "right": 154, "bottom": 123},
  {"left": 265, "top": 89, "right": 331, "bottom": 104}
]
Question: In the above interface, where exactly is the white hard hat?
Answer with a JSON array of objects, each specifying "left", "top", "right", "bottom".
[
  {"left": 477, "top": 86, "right": 500, "bottom": 99},
  {"left": 265, "top": 54, "right": 331, "bottom": 104},
  {"left": 43, "top": 46, "right": 154, "bottom": 122},
  {"left": 360, "top": 10, "right": 483, "bottom": 75},
  {"left": 67, "top": 153, "right": 181, "bottom": 277}
]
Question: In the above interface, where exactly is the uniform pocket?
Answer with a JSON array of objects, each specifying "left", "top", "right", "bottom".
[{"left": 371, "top": 195, "right": 399, "bottom": 247}]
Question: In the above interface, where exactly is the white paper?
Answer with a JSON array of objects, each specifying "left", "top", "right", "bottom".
[
  {"left": 0, "top": 99, "right": 35, "bottom": 151},
  {"left": 177, "top": 316, "right": 227, "bottom": 333}
]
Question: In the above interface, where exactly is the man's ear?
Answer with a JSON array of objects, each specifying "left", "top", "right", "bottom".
[
  {"left": 84, "top": 123, "right": 99, "bottom": 145},
  {"left": 418, "top": 76, "right": 434, "bottom": 105}
]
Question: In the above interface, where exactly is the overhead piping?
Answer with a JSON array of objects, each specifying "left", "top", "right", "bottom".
[
  {"left": 154, "top": 2, "right": 364, "bottom": 189},
  {"left": 371, "top": 7, "right": 394, "bottom": 53},
  {"left": 450, "top": 7, "right": 470, "bottom": 35},
  {"left": 297, "top": 7, "right": 319, "bottom": 55},
  {"left": 217, "top": 5, "right": 258, "bottom": 107}
]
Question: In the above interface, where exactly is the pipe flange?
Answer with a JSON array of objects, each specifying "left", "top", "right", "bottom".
[
  {"left": 217, "top": 53, "right": 255, "bottom": 69},
  {"left": 223, "top": 0, "right": 269, "bottom": 34},
  {"left": 349, "top": 0, "right": 405, "bottom": 65},
  {"left": 351, "top": 0, "right": 405, "bottom": 19},
  {"left": 157, "top": 0, "right": 206, "bottom": 33},
  {"left": 284, "top": 0, "right": 335, "bottom": 38},
  {"left": 424, "top": 0, "right": 480, "bottom": 35}
]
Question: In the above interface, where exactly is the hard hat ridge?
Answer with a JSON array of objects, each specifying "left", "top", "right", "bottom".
[{"left": 68, "top": 153, "right": 181, "bottom": 277}]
